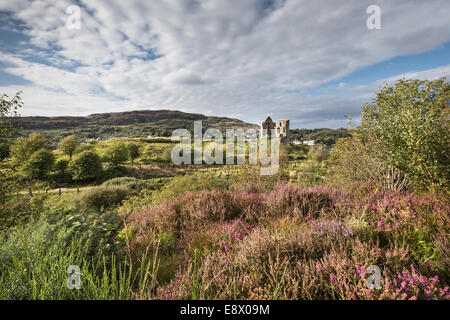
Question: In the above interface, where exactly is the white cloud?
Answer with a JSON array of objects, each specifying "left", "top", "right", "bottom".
[{"left": 0, "top": 0, "right": 449, "bottom": 128}]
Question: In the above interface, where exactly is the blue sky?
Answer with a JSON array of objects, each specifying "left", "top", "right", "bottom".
[{"left": 0, "top": 0, "right": 449, "bottom": 128}]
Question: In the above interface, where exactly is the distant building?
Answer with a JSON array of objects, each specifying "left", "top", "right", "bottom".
[
  {"left": 260, "top": 116, "right": 290, "bottom": 143},
  {"left": 303, "top": 140, "right": 315, "bottom": 146},
  {"left": 291, "top": 140, "right": 302, "bottom": 145}
]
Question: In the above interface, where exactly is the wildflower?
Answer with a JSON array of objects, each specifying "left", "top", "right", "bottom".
[{"left": 330, "top": 274, "right": 336, "bottom": 284}]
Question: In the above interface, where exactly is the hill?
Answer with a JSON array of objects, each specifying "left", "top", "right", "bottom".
[{"left": 12, "top": 110, "right": 258, "bottom": 142}]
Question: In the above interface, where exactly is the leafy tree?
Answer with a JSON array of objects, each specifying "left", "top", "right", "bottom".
[
  {"left": 329, "top": 133, "right": 409, "bottom": 191},
  {"left": 0, "top": 140, "right": 10, "bottom": 160},
  {"left": 10, "top": 133, "right": 48, "bottom": 167},
  {"left": 55, "top": 159, "right": 69, "bottom": 175},
  {"left": 105, "top": 140, "right": 128, "bottom": 167},
  {"left": 360, "top": 78, "right": 449, "bottom": 191},
  {"left": 0, "top": 91, "right": 22, "bottom": 137},
  {"left": 127, "top": 142, "right": 140, "bottom": 164},
  {"left": 71, "top": 150, "right": 103, "bottom": 182},
  {"left": 0, "top": 91, "right": 22, "bottom": 202},
  {"left": 25, "top": 149, "right": 55, "bottom": 179},
  {"left": 59, "top": 135, "right": 79, "bottom": 160}
]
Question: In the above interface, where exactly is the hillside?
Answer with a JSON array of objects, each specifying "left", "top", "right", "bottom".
[{"left": 12, "top": 110, "right": 258, "bottom": 142}]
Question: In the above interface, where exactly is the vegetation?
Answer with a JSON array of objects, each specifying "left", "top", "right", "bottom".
[
  {"left": 360, "top": 78, "right": 449, "bottom": 191},
  {"left": 105, "top": 141, "right": 129, "bottom": 168},
  {"left": 24, "top": 149, "right": 55, "bottom": 179},
  {"left": 290, "top": 128, "right": 350, "bottom": 146},
  {"left": 128, "top": 142, "right": 141, "bottom": 164},
  {"left": 11, "top": 110, "right": 258, "bottom": 143},
  {"left": 59, "top": 135, "right": 80, "bottom": 161},
  {"left": 0, "top": 79, "right": 449, "bottom": 300},
  {"left": 70, "top": 150, "right": 103, "bottom": 182}
]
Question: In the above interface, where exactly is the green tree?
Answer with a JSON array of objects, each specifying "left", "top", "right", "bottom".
[
  {"left": 360, "top": 78, "right": 449, "bottom": 191},
  {"left": 10, "top": 133, "right": 48, "bottom": 167},
  {"left": 59, "top": 135, "right": 79, "bottom": 160},
  {"left": 105, "top": 140, "right": 128, "bottom": 167},
  {"left": 0, "top": 140, "right": 10, "bottom": 160},
  {"left": 25, "top": 149, "right": 55, "bottom": 179},
  {"left": 55, "top": 159, "right": 69, "bottom": 175},
  {"left": 0, "top": 91, "right": 22, "bottom": 137},
  {"left": 71, "top": 150, "right": 103, "bottom": 182},
  {"left": 0, "top": 91, "right": 22, "bottom": 202},
  {"left": 127, "top": 142, "right": 140, "bottom": 164}
]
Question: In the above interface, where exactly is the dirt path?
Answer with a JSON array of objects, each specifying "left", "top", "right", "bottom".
[{"left": 18, "top": 186, "right": 95, "bottom": 195}]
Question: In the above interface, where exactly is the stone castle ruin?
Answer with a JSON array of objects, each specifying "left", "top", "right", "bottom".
[{"left": 260, "top": 116, "right": 290, "bottom": 142}]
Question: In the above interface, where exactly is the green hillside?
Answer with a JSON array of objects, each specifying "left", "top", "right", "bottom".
[{"left": 12, "top": 110, "right": 258, "bottom": 142}]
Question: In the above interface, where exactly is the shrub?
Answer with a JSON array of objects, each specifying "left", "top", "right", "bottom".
[
  {"left": 0, "top": 139, "right": 10, "bottom": 160},
  {"left": 10, "top": 133, "right": 48, "bottom": 167},
  {"left": 359, "top": 190, "right": 449, "bottom": 271},
  {"left": 55, "top": 158, "right": 69, "bottom": 175},
  {"left": 360, "top": 78, "right": 449, "bottom": 191},
  {"left": 0, "top": 216, "right": 143, "bottom": 300},
  {"left": 71, "top": 150, "right": 103, "bottom": 182},
  {"left": 329, "top": 134, "right": 409, "bottom": 191},
  {"left": 78, "top": 185, "right": 130, "bottom": 212},
  {"left": 0, "top": 194, "right": 47, "bottom": 235},
  {"left": 105, "top": 140, "right": 129, "bottom": 167},
  {"left": 101, "top": 177, "right": 148, "bottom": 192},
  {"left": 24, "top": 149, "right": 55, "bottom": 179},
  {"left": 262, "top": 182, "right": 349, "bottom": 220}
]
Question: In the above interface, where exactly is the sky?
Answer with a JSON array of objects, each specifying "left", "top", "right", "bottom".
[{"left": 0, "top": 0, "right": 449, "bottom": 129}]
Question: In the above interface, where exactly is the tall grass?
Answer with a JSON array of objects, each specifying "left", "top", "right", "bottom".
[{"left": 0, "top": 219, "right": 159, "bottom": 300}]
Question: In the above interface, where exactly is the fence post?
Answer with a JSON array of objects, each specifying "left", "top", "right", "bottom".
[{"left": 59, "top": 188, "right": 62, "bottom": 196}]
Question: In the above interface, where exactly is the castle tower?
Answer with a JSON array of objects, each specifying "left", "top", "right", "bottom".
[
  {"left": 275, "top": 119, "right": 290, "bottom": 141},
  {"left": 260, "top": 116, "right": 290, "bottom": 143},
  {"left": 261, "top": 116, "right": 275, "bottom": 138}
]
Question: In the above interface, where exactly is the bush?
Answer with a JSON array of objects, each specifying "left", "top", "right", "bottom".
[
  {"left": 0, "top": 194, "right": 47, "bottom": 235},
  {"left": 329, "top": 134, "right": 409, "bottom": 191},
  {"left": 0, "top": 215, "right": 140, "bottom": 299},
  {"left": 78, "top": 185, "right": 131, "bottom": 212},
  {"left": 0, "top": 139, "right": 10, "bottom": 160},
  {"left": 101, "top": 177, "right": 148, "bottom": 191},
  {"left": 55, "top": 158, "right": 69, "bottom": 175},
  {"left": 71, "top": 150, "right": 103, "bottom": 182},
  {"left": 360, "top": 78, "right": 449, "bottom": 191},
  {"left": 10, "top": 133, "right": 48, "bottom": 167},
  {"left": 105, "top": 140, "right": 129, "bottom": 167},
  {"left": 25, "top": 149, "right": 55, "bottom": 179}
]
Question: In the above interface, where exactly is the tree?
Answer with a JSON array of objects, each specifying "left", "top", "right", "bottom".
[
  {"left": 127, "top": 142, "right": 140, "bottom": 164},
  {"left": 360, "top": 78, "right": 449, "bottom": 190},
  {"left": 55, "top": 159, "right": 69, "bottom": 175},
  {"left": 10, "top": 133, "right": 48, "bottom": 166},
  {"left": 59, "top": 135, "right": 79, "bottom": 160},
  {"left": 329, "top": 133, "right": 409, "bottom": 191},
  {"left": 71, "top": 150, "right": 103, "bottom": 182},
  {"left": 0, "top": 91, "right": 22, "bottom": 137},
  {"left": 25, "top": 149, "right": 55, "bottom": 179},
  {"left": 0, "top": 91, "right": 22, "bottom": 202},
  {"left": 0, "top": 139, "right": 10, "bottom": 160},
  {"left": 105, "top": 140, "right": 128, "bottom": 167}
]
